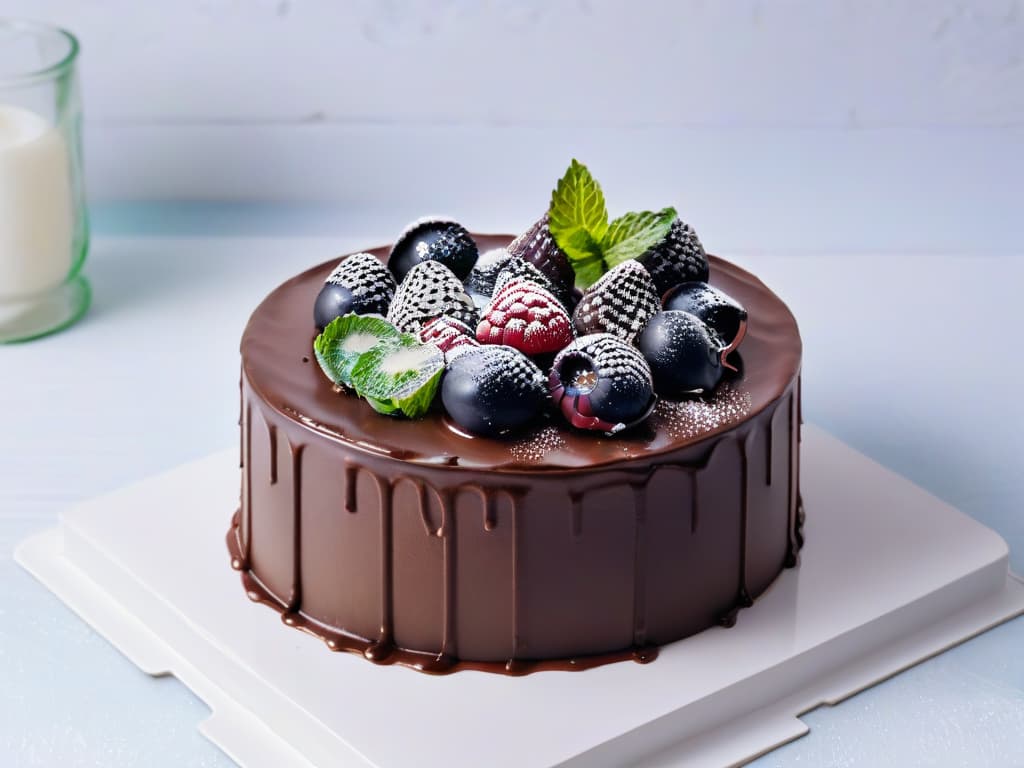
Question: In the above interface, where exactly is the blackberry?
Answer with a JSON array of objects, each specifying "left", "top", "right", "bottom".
[{"left": 637, "top": 218, "right": 709, "bottom": 298}]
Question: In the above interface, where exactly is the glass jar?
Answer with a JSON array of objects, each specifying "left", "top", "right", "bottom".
[{"left": 0, "top": 19, "right": 88, "bottom": 342}]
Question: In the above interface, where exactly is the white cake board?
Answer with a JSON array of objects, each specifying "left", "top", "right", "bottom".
[{"left": 15, "top": 426, "right": 1024, "bottom": 768}]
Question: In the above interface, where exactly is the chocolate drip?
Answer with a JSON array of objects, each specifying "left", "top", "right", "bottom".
[
  {"left": 439, "top": 489, "right": 457, "bottom": 662},
  {"left": 231, "top": 381, "right": 803, "bottom": 674},
  {"left": 717, "top": 608, "right": 739, "bottom": 629},
  {"left": 365, "top": 474, "right": 394, "bottom": 662},
  {"left": 481, "top": 488, "right": 497, "bottom": 532},
  {"left": 510, "top": 497, "right": 521, "bottom": 660},
  {"left": 416, "top": 481, "right": 434, "bottom": 536},
  {"left": 287, "top": 442, "right": 304, "bottom": 612},
  {"left": 570, "top": 491, "right": 584, "bottom": 538},
  {"left": 227, "top": 509, "right": 656, "bottom": 675},
  {"left": 631, "top": 484, "right": 648, "bottom": 647},
  {"left": 784, "top": 391, "right": 801, "bottom": 568},
  {"left": 268, "top": 425, "right": 278, "bottom": 485},
  {"left": 737, "top": 436, "right": 753, "bottom": 608},
  {"left": 766, "top": 406, "right": 774, "bottom": 486},
  {"left": 344, "top": 462, "right": 358, "bottom": 513},
  {"left": 241, "top": 402, "right": 253, "bottom": 567}
]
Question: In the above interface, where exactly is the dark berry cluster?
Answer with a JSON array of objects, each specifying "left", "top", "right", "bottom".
[{"left": 313, "top": 210, "right": 747, "bottom": 438}]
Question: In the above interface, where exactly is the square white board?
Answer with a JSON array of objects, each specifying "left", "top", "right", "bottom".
[{"left": 16, "top": 426, "right": 1024, "bottom": 768}]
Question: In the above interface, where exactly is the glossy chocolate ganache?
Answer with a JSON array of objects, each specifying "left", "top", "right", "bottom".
[{"left": 230, "top": 234, "right": 803, "bottom": 674}]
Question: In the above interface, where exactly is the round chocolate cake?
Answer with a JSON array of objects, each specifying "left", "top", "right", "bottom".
[{"left": 230, "top": 228, "right": 802, "bottom": 674}]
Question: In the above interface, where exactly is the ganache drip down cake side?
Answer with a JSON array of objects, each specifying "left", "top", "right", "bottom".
[{"left": 230, "top": 162, "right": 803, "bottom": 675}]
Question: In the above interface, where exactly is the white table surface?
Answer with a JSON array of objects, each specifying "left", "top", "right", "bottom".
[{"left": 2, "top": 215, "right": 1023, "bottom": 766}]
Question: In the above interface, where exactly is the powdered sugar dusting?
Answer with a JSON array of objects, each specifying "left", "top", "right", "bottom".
[
  {"left": 509, "top": 424, "right": 567, "bottom": 463},
  {"left": 395, "top": 214, "right": 458, "bottom": 243},
  {"left": 651, "top": 384, "right": 753, "bottom": 440},
  {"left": 573, "top": 260, "right": 659, "bottom": 341},
  {"left": 387, "top": 259, "right": 478, "bottom": 333}
]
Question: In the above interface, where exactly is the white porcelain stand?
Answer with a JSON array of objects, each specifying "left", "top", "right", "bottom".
[{"left": 15, "top": 426, "right": 1024, "bottom": 768}]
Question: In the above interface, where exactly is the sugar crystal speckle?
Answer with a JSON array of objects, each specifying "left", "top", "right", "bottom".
[
  {"left": 509, "top": 425, "right": 567, "bottom": 463},
  {"left": 651, "top": 384, "right": 752, "bottom": 440}
]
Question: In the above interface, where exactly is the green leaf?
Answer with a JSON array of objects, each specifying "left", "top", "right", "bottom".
[
  {"left": 350, "top": 336, "right": 445, "bottom": 419},
  {"left": 561, "top": 228, "right": 605, "bottom": 289},
  {"left": 602, "top": 207, "right": 677, "bottom": 268},
  {"left": 548, "top": 159, "right": 609, "bottom": 282},
  {"left": 313, "top": 314, "right": 401, "bottom": 389}
]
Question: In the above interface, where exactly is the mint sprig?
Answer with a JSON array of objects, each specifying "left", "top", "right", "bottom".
[
  {"left": 560, "top": 229, "right": 605, "bottom": 288},
  {"left": 547, "top": 160, "right": 678, "bottom": 288},
  {"left": 548, "top": 158, "right": 609, "bottom": 247},
  {"left": 603, "top": 208, "right": 677, "bottom": 268}
]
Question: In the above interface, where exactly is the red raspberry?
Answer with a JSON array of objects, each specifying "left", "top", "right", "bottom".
[
  {"left": 476, "top": 279, "right": 574, "bottom": 355},
  {"left": 418, "top": 316, "right": 479, "bottom": 358}
]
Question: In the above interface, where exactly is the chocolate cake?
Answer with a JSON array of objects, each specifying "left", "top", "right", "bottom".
[{"left": 229, "top": 163, "right": 803, "bottom": 675}]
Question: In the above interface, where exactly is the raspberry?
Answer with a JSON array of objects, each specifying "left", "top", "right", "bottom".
[
  {"left": 476, "top": 278, "right": 574, "bottom": 356},
  {"left": 418, "top": 316, "right": 480, "bottom": 359}
]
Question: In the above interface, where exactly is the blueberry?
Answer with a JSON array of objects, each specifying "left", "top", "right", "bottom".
[
  {"left": 637, "top": 311, "right": 725, "bottom": 397},
  {"left": 549, "top": 333, "right": 656, "bottom": 434},
  {"left": 663, "top": 281, "right": 747, "bottom": 350},
  {"left": 388, "top": 218, "right": 478, "bottom": 282},
  {"left": 441, "top": 346, "right": 547, "bottom": 436},
  {"left": 313, "top": 283, "right": 354, "bottom": 330}
]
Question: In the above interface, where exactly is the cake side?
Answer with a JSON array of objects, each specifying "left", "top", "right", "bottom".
[{"left": 231, "top": 373, "right": 800, "bottom": 673}]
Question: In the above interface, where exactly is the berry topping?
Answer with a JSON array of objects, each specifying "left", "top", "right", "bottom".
[
  {"left": 663, "top": 281, "right": 747, "bottom": 370},
  {"left": 572, "top": 260, "right": 660, "bottom": 342},
  {"left": 388, "top": 218, "right": 478, "bottom": 282},
  {"left": 464, "top": 247, "right": 513, "bottom": 304},
  {"left": 637, "top": 218, "right": 709, "bottom": 297},
  {"left": 476, "top": 278, "right": 574, "bottom": 355},
  {"left": 492, "top": 256, "right": 576, "bottom": 311},
  {"left": 636, "top": 310, "right": 726, "bottom": 397},
  {"left": 441, "top": 345, "right": 548, "bottom": 437},
  {"left": 313, "top": 313, "right": 402, "bottom": 389},
  {"left": 387, "top": 260, "right": 479, "bottom": 334},
  {"left": 549, "top": 333, "right": 656, "bottom": 434},
  {"left": 506, "top": 213, "right": 576, "bottom": 294},
  {"left": 492, "top": 256, "right": 556, "bottom": 296},
  {"left": 418, "top": 315, "right": 480, "bottom": 359},
  {"left": 313, "top": 252, "right": 396, "bottom": 330},
  {"left": 350, "top": 335, "right": 445, "bottom": 418}
]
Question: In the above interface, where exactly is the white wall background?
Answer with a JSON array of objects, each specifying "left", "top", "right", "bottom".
[{"left": 5, "top": 0, "right": 1023, "bottom": 242}]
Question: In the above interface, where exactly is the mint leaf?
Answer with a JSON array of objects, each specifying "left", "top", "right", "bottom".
[
  {"left": 602, "top": 207, "right": 677, "bottom": 268},
  {"left": 313, "top": 314, "right": 401, "bottom": 388},
  {"left": 561, "top": 228, "right": 605, "bottom": 288},
  {"left": 548, "top": 159, "right": 609, "bottom": 284},
  {"left": 350, "top": 336, "right": 445, "bottom": 419}
]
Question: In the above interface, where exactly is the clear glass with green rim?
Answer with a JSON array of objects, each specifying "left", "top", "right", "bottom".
[{"left": 0, "top": 19, "right": 89, "bottom": 343}]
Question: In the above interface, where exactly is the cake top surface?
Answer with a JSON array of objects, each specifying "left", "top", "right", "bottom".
[{"left": 241, "top": 235, "right": 801, "bottom": 471}]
